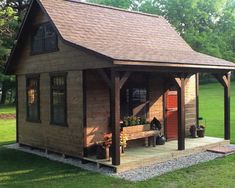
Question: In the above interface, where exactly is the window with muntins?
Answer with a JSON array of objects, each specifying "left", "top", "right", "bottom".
[
  {"left": 31, "top": 22, "right": 58, "bottom": 54},
  {"left": 26, "top": 76, "right": 40, "bottom": 122},
  {"left": 50, "top": 74, "right": 67, "bottom": 126},
  {"left": 121, "top": 87, "right": 147, "bottom": 118}
]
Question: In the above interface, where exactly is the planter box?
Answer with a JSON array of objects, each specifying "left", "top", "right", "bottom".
[{"left": 122, "top": 124, "right": 151, "bottom": 134}]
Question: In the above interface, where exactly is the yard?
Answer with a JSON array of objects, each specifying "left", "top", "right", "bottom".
[{"left": 0, "top": 82, "right": 235, "bottom": 187}]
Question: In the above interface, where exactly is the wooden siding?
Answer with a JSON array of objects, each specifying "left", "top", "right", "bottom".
[
  {"left": 85, "top": 70, "right": 110, "bottom": 147},
  {"left": 185, "top": 75, "right": 197, "bottom": 136},
  {"left": 17, "top": 71, "right": 84, "bottom": 157},
  {"left": 15, "top": 9, "right": 112, "bottom": 75},
  {"left": 149, "top": 74, "right": 164, "bottom": 132}
]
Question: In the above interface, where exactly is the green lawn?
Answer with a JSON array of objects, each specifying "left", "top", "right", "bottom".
[
  {"left": 0, "top": 104, "right": 16, "bottom": 114},
  {"left": 0, "top": 83, "right": 235, "bottom": 187},
  {"left": 0, "top": 120, "right": 16, "bottom": 146},
  {"left": 199, "top": 82, "right": 235, "bottom": 143}
]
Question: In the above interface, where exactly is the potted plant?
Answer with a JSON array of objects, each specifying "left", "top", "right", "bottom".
[
  {"left": 197, "top": 125, "right": 205, "bottom": 137},
  {"left": 96, "top": 133, "right": 112, "bottom": 160}
]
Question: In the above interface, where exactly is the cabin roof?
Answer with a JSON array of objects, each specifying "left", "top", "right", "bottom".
[
  {"left": 39, "top": 0, "right": 235, "bottom": 68},
  {"left": 5, "top": 0, "right": 235, "bottom": 74}
]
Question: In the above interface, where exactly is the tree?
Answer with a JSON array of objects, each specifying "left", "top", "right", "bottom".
[{"left": 0, "top": 5, "right": 18, "bottom": 104}]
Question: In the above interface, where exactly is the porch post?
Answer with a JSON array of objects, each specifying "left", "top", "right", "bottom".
[
  {"left": 110, "top": 69, "right": 121, "bottom": 165},
  {"left": 177, "top": 76, "right": 186, "bottom": 150},
  {"left": 214, "top": 73, "right": 231, "bottom": 140},
  {"left": 196, "top": 73, "right": 200, "bottom": 126},
  {"left": 16, "top": 75, "right": 19, "bottom": 143},
  {"left": 224, "top": 73, "right": 231, "bottom": 140}
]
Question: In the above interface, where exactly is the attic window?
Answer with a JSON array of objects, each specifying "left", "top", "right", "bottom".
[{"left": 31, "top": 22, "right": 58, "bottom": 54}]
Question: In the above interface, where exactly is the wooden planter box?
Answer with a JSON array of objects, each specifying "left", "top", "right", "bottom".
[{"left": 122, "top": 124, "right": 151, "bottom": 134}]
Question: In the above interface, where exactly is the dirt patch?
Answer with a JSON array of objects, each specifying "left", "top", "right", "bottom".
[{"left": 0, "top": 114, "right": 16, "bottom": 120}]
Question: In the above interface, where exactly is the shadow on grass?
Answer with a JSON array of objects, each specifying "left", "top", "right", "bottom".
[{"left": 0, "top": 148, "right": 123, "bottom": 188}]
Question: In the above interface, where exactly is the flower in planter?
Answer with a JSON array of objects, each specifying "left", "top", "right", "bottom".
[{"left": 102, "top": 133, "right": 112, "bottom": 148}]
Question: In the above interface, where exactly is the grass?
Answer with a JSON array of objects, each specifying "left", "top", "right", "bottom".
[
  {"left": 0, "top": 120, "right": 16, "bottom": 146},
  {"left": 199, "top": 82, "right": 235, "bottom": 143},
  {"left": 0, "top": 104, "right": 16, "bottom": 114},
  {"left": 0, "top": 82, "right": 235, "bottom": 187}
]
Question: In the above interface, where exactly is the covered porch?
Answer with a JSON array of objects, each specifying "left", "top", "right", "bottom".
[{"left": 83, "top": 64, "right": 233, "bottom": 167}]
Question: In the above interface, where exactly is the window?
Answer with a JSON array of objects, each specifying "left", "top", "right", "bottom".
[
  {"left": 50, "top": 73, "right": 67, "bottom": 126},
  {"left": 121, "top": 87, "right": 148, "bottom": 118},
  {"left": 31, "top": 22, "right": 58, "bottom": 54},
  {"left": 26, "top": 75, "right": 40, "bottom": 122}
]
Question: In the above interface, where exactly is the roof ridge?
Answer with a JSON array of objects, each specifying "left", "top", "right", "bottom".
[{"left": 64, "top": 0, "right": 161, "bottom": 19}]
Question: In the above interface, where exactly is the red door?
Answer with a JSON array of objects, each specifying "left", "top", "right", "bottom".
[{"left": 165, "top": 90, "right": 178, "bottom": 140}]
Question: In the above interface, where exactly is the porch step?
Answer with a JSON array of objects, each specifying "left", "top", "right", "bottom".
[{"left": 207, "top": 144, "right": 235, "bottom": 155}]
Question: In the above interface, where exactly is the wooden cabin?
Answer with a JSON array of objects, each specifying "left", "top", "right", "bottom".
[{"left": 6, "top": 0, "right": 235, "bottom": 166}]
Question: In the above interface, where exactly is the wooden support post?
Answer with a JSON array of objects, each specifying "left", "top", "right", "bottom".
[
  {"left": 196, "top": 73, "right": 199, "bottom": 126},
  {"left": 120, "top": 72, "right": 131, "bottom": 89},
  {"left": 214, "top": 73, "right": 231, "bottom": 140},
  {"left": 110, "top": 70, "right": 120, "bottom": 165},
  {"left": 224, "top": 73, "right": 231, "bottom": 140},
  {"left": 16, "top": 75, "right": 19, "bottom": 143},
  {"left": 83, "top": 70, "right": 88, "bottom": 157},
  {"left": 174, "top": 74, "right": 186, "bottom": 151},
  {"left": 177, "top": 77, "right": 185, "bottom": 150}
]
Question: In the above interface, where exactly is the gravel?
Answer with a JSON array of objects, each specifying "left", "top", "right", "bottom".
[
  {"left": 5, "top": 143, "right": 234, "bottom": 182},
  {"left": 113, "top": 152, "right": 224, "bottom": 181}
]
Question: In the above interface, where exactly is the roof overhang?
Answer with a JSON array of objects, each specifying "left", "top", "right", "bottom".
[{"left": 114, "top": 60, "right": 235, "bottom": 73}]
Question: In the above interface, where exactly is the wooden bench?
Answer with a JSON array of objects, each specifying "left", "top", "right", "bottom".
[{"left": 125, "top": 130, "right": 160, "bottom": 147}]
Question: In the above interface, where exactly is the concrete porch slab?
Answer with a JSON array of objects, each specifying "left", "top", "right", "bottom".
[{"left": 84, "top": 137, "right": 230, "bottom": 172}]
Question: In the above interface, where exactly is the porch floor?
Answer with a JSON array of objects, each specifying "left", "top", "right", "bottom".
[{"left": 84, "top": 137, "right": 230, "bottom": 172}]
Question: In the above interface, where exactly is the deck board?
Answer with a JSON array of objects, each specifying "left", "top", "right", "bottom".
[{"left": 86, "top": 137, "right": 230, "bottom": 172}]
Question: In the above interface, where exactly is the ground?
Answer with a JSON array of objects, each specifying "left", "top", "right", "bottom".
[{"left": 0, "top": 82, "right": 235, "bottom": 187}]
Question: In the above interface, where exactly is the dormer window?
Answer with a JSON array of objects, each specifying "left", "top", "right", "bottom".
[{"left": 31, "top": 22, "right": 58, "bottom": 54}]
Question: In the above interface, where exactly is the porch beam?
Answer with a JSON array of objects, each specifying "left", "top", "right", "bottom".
[
  {"left": 97, "top": 69, "right": 111, "bottom": 88},
  {"left": 110, "top": 69, "right": 121, "bottom": 165},
  {"left": 214, "top": 73, "right": 231, "bottom": 140},
  {"left": 120, "top": 71, "right": 131, "bottom": 89}
]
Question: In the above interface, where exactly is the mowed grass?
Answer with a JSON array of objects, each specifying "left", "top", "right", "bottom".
[
  {"left": 0, "top": 120, "right": 16, "bottom": 146},
  {"left": 0, "top": 104, "right": 16, "bottom": 114},
  {"left": 199, "top": 82, "right": 235, "bottom": 143},
  {"left": 0, "top": 82, "right": 235, "bottom": 187}
]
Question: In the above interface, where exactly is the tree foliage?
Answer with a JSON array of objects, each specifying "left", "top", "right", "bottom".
[{"left": 0, "top": 0, "right": 30, "bottom": 104}]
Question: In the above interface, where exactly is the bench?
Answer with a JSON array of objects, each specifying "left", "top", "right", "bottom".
[{"left": 125, "top": 130, "right": 160, "bottom": 147}]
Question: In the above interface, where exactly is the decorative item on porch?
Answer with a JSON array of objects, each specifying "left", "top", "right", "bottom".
[
  {"left": 96, "top": 133, "right": 112, "bottom": 160},
  {"left": 197, "top": 125, "right": 205, "bottom": 137},
  {"left": 156, "top": 133, "right": 166, "bottom": 145},
  {"left": 122, "top": 116, "right": 147, "bottom": 127},
  {"left": 150, "top": 117, "right": 162, "bottom": 130},
  {"left": 120, "top": 131, "right": 128, "bottom": 153},
  {"left": 190, "top": 125, "right": 197, "bottom": 138}
]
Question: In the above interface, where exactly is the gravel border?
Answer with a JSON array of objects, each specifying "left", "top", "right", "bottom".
[{"left": 4, "top": 143, "right": 235, "bottom": 182}]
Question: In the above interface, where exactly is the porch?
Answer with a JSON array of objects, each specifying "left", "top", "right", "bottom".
[
  {"left": 83, "top": 136, "right": 229, "bottom": 172},
  {"left": 85, "top": 68, "right": 231, "bottom": 166}
]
